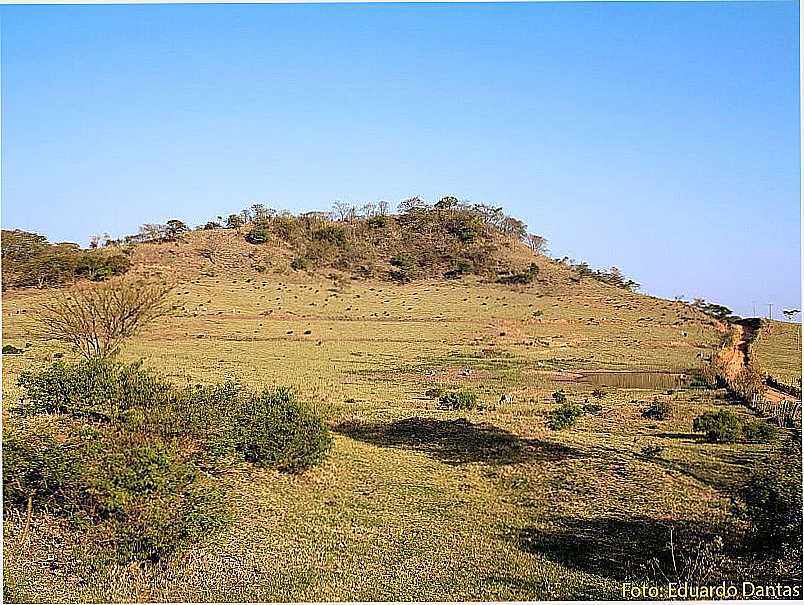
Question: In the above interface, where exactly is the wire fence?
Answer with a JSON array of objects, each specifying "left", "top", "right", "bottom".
[{"left": 750, "top": 394, "right": 802, "bottom": 428}]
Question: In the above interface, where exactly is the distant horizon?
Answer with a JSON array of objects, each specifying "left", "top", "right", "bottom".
[{"left": 1, "top": 1, "right": 800, "bottom": 318}]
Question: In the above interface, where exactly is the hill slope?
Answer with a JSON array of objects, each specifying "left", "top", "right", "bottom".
[{"left": 4, "top": 205, "right": 799, "bottom": 601}]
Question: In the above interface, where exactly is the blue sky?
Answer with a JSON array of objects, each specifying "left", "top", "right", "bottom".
[{"left": 1, "top": 2, "right": 800, "bottom": 317}]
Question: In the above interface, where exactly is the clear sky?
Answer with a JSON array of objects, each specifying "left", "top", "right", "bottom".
[{"left": 1, "top": 1, "right": 800, "bottom": 317}]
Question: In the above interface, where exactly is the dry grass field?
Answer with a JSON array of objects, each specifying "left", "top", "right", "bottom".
[
  {"left": 2, "top": 256, "right": 800, "bottom": 601},
  {"left": 751, "top": 320, "right": 802, "bottom": 385}
]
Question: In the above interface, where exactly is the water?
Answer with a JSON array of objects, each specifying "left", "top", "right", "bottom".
[{"left": 581, "top": 371, "right": 693, "bottom": 389}]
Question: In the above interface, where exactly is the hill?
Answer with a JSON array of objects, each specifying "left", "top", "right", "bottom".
[
  {"left": 2, "top": 200, "right": 801, "bottom": 601},
  {"left": 2, "top": 198, "right": 640, "bottom": 293}
]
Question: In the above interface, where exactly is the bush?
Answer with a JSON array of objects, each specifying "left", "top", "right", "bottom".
[
  {"left": 552, "top": 389, "right": 567, "bottom": 404},
  {"left": 438, "top": 389, "right": 478, "bottom": 410},
  {"left": 737, "top": 445, "right": 802, "bottom": 553},
  {"left": 446, "top": 214, "right": 483, "bottom": 243},
  {"left": 582, "top": 402, "right": 602, "bottom": 415},
  {"left": 313, "top": 225, "right": 347, "bottom": 247},
  {"left": 17, "top": 358, "right": 172, "bottom": 419},
  {"left": 74, "top": 254, "right": 130, "bottom": 281},
  {"left": 692, "top": 409, "right": 778, "bottom": 443},
  {"left": 547, "top": 403, "right": 583, "bottom": 430},
  {"left": 290, "top": 256, "right": 312, "bottom": 271},
  {"left": 3, "top": 344, "right": 23, "bottom": 355},
  {"left": 245, "top": 225, "right": 271, "bottom": 244},
  {"left": 591, "top": 388, "right": 606, "bottom": 399},
  {"left": 234, "top": 387, "right": 332, "bottom": 473},
  {"left": 389, "top": 253, "right": 417, "bottom": 283},
  {"left": 766, "top": 374, "right": 802, "bottom": 399},
  {"left": 2, "top": 422, "right": 227, "bottom": 566},
  {"left": 498, "top": 263, "right": 539, "bottom": 285},
  {"left": 2, "top": 428, "right": 80, "bottom": 509},
  {"left": 271, "top": 216, "right": 298, "bottom": 240},
  {"left": 37, "top": 277, "right": 173, "bottom": 359},
  {"left": 444, "top": 258, "right": 475, "bottom": 279},
  {"left": 1, "top": 229, "right": 132, "bottom": 289},
  {"left": 6, "top": 359, "right": 332, "bottom": 567},
  {"left": 643, "top": 399, "right": 673, "bottom": 420},
  {"left": 693, "top": 410, "right": 744, "bottom": 443},
  {"left": 743, "top": 419, "right": 779, "bottom": 442},
  {"left": 424, "top": 387, "right": 443, "bottom": 399},
  {"left": 729, "top": 363, "right": 766, "bottom": 402}
]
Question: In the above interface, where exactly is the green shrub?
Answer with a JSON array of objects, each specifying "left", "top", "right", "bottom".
[
  {"left": 498, "top": 263, "right": 539, "bottom": 285},
  {"left": 3, "top": 422, "right": 227, "bottom": 566},
  {"left": 74, "top": 254, "right": 130, "bottom": 281},
  {"left": 693, "top": 410, "right": 744, "bottom": 443},
  {"left": 582, "top": 402, "right": 602, "bottom": 415},
  {"left": 290, "top": 256, "right": 312, "bottom": 271},
  {"left": 234, "top": 387, "right": 331, "bottom": 473},
  {"left": 547, "top": 403, "right": 583, "bottom": 430},
  {"left": 2, "top": 427, "right": 80, "bottom": 509},
  {"left": 7, "top": 359, "right": 332, "bottom": 568},
  {"left": 438, "top": 389, "right": 478, "bottom": 410},
  {"left": 312, "top": 225, "right": 347, "bottom": 247},
  {"left": 446, "top": 214, "right": 483, "bottom": 243},
  {"left": 245, "top": 225, "right": 271, "bottom": 244},
  {"left": 1, "top": 229, "right": 131, "bottom": 288},
  {"left": 552, "top": 389, "right": 567, "bottom": 404},
  {"left": 424, "top": 387, "right": 444, "bottom": 399},
  {"left": 389, "top": 253, "right": 417, "bottom": 283},
  {"left": 643, "top": 399, "right": 673, "bottom": 420},
  {"left": 444, "top": 258, "right": 476, "bottom": 279},
  {"left": 692, "top": 409, "right": 778, "bottom": 443},
  {"left": 743, "top": 419, "right": 779, "bottom": 442},
  {"left": 2, "top": 344, "right": 23, "bottom": 355},
  {"left": 737, "top": 445, "right": 802, "bottom": 553},
  {"left": 17, "top": 358, "right": 172, "bottom": 419}
]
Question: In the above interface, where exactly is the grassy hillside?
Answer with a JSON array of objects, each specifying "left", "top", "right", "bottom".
[
  {"left": 2, "top": 208, "right": 800, "bottom": 601},
  {"left": 750, "top": 320, "right": 802, "bottom": 384}
]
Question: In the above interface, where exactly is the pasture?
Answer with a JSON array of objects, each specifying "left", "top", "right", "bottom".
[
  {"left": 751, "top": 319, "right": 802, "bottom": 384},
  {"left": 2, "top": 274, "right": 797, "bottom": 601}
]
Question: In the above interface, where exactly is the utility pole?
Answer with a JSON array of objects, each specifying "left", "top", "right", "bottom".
[
  {"left": 752, "top": 301, "right": 756, "bottom": 317},
  {"left": 767, "top": 303, "right": 773, "bottom": 320}
]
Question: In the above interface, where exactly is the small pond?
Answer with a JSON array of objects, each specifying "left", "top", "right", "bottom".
[{"left": 581, "top": 371, "right": 695, "bottom": 390}]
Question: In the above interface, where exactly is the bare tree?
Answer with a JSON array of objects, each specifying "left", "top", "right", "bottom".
[
  {"left": 331, "top": 202, "right": 356, "bottom": 222},
  {"left": 360, "top": 202, "right": 377, "bottom": 218},
  {"left": 251, "top": 203, "right": 270, "bottom": 222},
  {"left": 526, "top": 234, "right": 547, "bottom": 254},
  {"left": 139, "top": 223, "right": 168, "bottom": 242},
  {"left": 37, "top": 277, "right": 174, "bottom": 359},
  {"left": 398, "top": 196, "right": 428, "bottom": 214}
]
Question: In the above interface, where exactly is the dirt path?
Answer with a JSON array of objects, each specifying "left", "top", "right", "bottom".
[
  {"left": 715, "top": 321, "right": 788, "bottom": 402},
  {"left": 717, "top": 324, "right": 747, "bottom": 380}
]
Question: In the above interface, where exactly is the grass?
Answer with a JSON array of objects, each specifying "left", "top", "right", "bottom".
[
  {"left": 2, "top": 273, "right": 798, "bottom": 601},
  {"left": 750, "top": 319, "right": 802, "bottom": 384}
]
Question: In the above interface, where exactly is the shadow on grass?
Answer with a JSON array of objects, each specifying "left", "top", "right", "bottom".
[
  {"left": 653, "top": 432, "right": 702, "bottom": 441},
  {"left": 514, "top": 516, "right": 714, "bottom": 581},
  {"left": 334, "top": 417, "right": 579, "bottom": 465}
]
